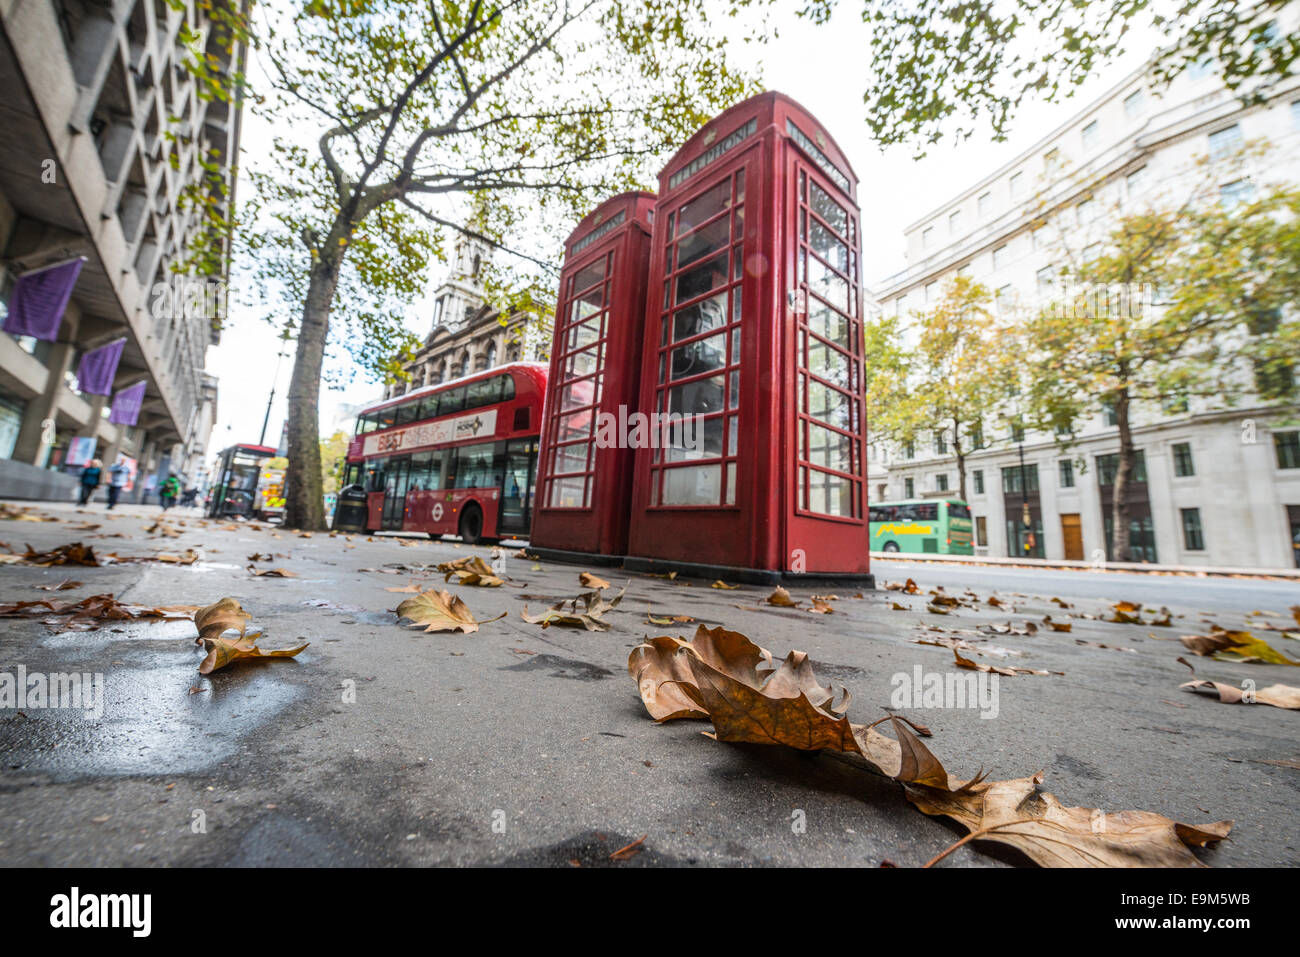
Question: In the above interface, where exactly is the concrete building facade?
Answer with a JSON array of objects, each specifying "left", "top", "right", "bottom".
[
  {"left": 0, "top": 0, "right": 243, "bottom": 501},
  {"left": 871, "top": 35, "right": 1300, "bottom": 568}
]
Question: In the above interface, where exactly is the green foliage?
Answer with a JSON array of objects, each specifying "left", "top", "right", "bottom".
[
  {"left": 866, "top": 277, "right": 1016, "bottom": 498},
  {"left": 797, "top": 0, "right": 1299, "bottom": 151},
  {"left": 318, "top": 431, "right": 350, "bottom": 494}
]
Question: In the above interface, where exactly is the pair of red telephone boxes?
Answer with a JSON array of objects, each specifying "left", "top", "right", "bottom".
[{"left": 530, "top": 92, "right": 872, "bottom": 586}]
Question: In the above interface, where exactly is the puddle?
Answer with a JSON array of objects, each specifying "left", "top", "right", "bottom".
[
  {"left": 0, "top": 651, "right": 304, "bottom": 780},
  {"left": 499, "top": 654, "right": 613, "bottom": 681}
]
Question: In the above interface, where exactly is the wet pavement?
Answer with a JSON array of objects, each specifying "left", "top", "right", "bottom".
[{"left": 0, "top": 500, "right": 1297, "bottom": 867}]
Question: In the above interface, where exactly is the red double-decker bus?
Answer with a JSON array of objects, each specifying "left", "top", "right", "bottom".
[{"left": 341, "top": 363, "right": 547, "bottom": 543}]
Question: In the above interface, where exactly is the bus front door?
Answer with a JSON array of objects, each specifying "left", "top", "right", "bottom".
[
  {"left": 498, "top": 440, "right": 537, "bottom": 537},
  {"left": 382, "top": 456, "right": 410, "bottom": 530}
]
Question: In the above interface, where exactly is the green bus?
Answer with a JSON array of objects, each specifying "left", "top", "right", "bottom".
[{"left": 868, "top": 498, "right": 974, "bottom": 555}]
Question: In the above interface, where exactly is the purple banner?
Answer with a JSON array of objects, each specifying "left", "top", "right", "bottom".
[
  {"left": 2, "top": 258, "right": 84, "bottom": 341},
  {"left": 76, "top": 337, "right": 126, "bottom": 396},
  {"left": 109, "top": 381, "right": 147, "bottom": 426}
]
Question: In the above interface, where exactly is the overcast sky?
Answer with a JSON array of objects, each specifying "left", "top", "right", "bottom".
[{"left": 204, "top": 5, "right": 1156, "bottom": 454}]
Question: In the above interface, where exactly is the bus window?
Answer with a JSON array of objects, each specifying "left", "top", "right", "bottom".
[
  {"left": 945, "top": 502, "right": 971, "bottom": 520},
  {"left": 418, "top": 393, "right": 440, "bottom": 420},
  {"left": 467, "top": 376, "right": 502, "bottom": 408},
  {"left": 410, "top": 451, "right": 432, "bottom": 490},
  {"left": 365, "top": 464, "right": 387, "bottom": 493},
  {"left": 428, "top": 450, "right": 445, "bottom": 490},
  {"left": 375, "top": 406, "right": 398, "bottom": 430},
  {"left": 915, "top": 503, "right": 938, "bottom": 521},
  {"left": 395, "top": 400, "right": 420, "bottom": 425},
  {"left": 501, "top": 375, "right": 516, "bottom": 401},
  {"left": 451, "top": 442, "right": 498, "bottom": 488},
  {"left": 440, "top": 386, "right": 466, "bottom": 417}
]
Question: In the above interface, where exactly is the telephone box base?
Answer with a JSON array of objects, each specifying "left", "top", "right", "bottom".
[
  {"left": 622, "top": 555, "right": 874, "bottom": 589},
  {"left": 527, "top": 545, "right": 626, "bottom": 568}
]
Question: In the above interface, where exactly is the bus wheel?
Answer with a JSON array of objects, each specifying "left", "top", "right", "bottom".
[
  {"left": 458, "top": 505, "right": 484, "bottom": 545},
  {"left": 882, "top": 541, "right": 900, "bottom": 553}
]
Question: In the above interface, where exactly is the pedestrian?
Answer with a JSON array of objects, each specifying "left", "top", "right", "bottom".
[
  {"left": 159, "top": 473, "right": 182, "bottom": 511},
  {"left": 106, "top": 456, "right": 130, "bottom": 509},
  {"left": 78, "top": 458, "right": 103, "bottom": 506}
]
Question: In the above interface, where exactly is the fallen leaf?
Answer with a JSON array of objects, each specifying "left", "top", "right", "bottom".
[
  {"left": 522, "top": 586, "right": 626, "bottom": 631},
  {"left": 396, "top": 589, "right": 505, "bottom": 634},
  {"left": 1179, "top": 628, "right": 1298, "bottom": 665},
  {"left": 579, "top": 571, "right": 611, "bottom": 590},
  {"left": 610, "top": 835, "right": 646, "bottom": 861},
  {"left": 438, "top": 556, "right": 504, "bottom": 587},
  {"left": 1180, "top": 680, "right": 1300, "bottom": 710},
  {"left": 710, "top": 580, "right": 740, "bottom": 590},
  {"left": 249, "top": 566, "right": 298, "bottom": 578},
  {"left": 764, "top": 586, "right": 801, "bottom": 608}
]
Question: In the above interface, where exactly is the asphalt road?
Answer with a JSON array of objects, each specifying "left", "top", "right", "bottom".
[{"left": 1, "top": 501, "right": 1297, "bottom": 867}]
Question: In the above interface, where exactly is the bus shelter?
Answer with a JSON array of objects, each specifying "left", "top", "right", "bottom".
[
  {"left": 623, "top": 92, "right": 872, "bottom": 585},
  {"left": 208, "top": 444, "right": 276, "bottom": 519},
  {"left": 530, "top": 191, "right": 656, "bottom": 564}
]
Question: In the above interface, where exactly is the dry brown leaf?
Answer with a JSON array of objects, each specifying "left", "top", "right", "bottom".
[
  {"left": 952, "top": 648, "right": 1052, "bottom": 677},
  {"left": 521, "top": 586, "right": 626, "bottom": 631},
  {"left": 0, "top": 593, "right": 196, "bottom": 631},
  {"left": 1179, "top": 628, "right": 1298, "bottom": 665},
  {"left": 19, "top": 542, "right": 100, "bottom": 567},
  {"left": 710, "top": 580, "right": 740, "bottom": 590},
  {"left": 248, "top": 566, "right": 298, "bottom": 578},
  {"left": 1180, "top": 679, "right": 1300, "bottom": 710},
  {"left": 809, "top": 597, "right": 834, "bottom": 614},
  {"left": 907, "top": 773, "right": 1231, "bottom": 868},
  {"left": 438, "top": 555, "right": 504, "bottom": 587},
  {"left": 396, "top": 589, "right": 504, "bottom": 634},
  {"left": 764, "top": 586, "right": 801, "bottom": 608},
  {"left": 579, "top": 571, "right": 611, "bottom": 590},
  {"left": 629, "top": 624, "right": 1227, "bottom": 868},
  {"left": 199, "top": 632, "right": 309, "bottom": 674}
]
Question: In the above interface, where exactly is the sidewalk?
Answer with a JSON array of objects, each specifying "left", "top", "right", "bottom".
[{"left": 869, "top": 550, "right": 1300, "bottom": 579}]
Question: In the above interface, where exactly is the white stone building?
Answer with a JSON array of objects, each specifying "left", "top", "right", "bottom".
[{"left": 870, "top": 36, "right": 1300, "bottom": 568}]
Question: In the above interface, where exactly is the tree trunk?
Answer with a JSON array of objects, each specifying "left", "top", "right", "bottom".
[
  {"left": 1110, "top": 389, "right": 1134, "bottom": 563},
  {"left": 282, "top": 260, "right": 340, "bottom": 530}
]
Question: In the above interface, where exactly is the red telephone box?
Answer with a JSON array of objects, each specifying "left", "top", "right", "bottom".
[
  {"left": 623, "top": 92, "right": 872, "bottom": 585},
  {"left": 530, "top": 191, "right": 656, "bottom": 563}
]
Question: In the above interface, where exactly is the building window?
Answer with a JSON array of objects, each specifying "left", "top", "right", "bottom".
[
  {"left": 996, "top": 285, "right": 1014, "bottom": 310},
  {"left": 1219, "top": 179, "right": 1255, "bottom": 205},
  {"left": 1101, "top": 399, "right": 1118, "bottom": 426},
  {"left": 903, "top": 439, "right": 915, "bottom": 460},
  {"left": 949, "top": 210, "right": 962, "bottom": 234},
  {"left": 975, "top": 515, "right": 987, "bottom": 546},
  {"left": 1059, "top": 459, "right": 1074, "bottom": 487},
  {"left": 1126, "top": 166, "right": 1147, "bottom": 197},
  {"left": 1031, "top": 226, "right": 1046, "bottom": 250},
  {"left": 924, "top": 281, "right": 937, "bottom": 304},
  {"left": 934, "top": 431, "right": 947, "bottom": 454},
  {"left": 1162, "top": 392, "right": 1189, "bottom": 414},
  {"left": 1001, "top": 463, "right": 1039, "bottom": 493},
  {"left": 904, "top": 477, "right": 915, "bottom": 498},
  {"left": 1208, "top": 124, "right": 1243, "bottom": 162},
  {"left": 1010, "top": 421, "right": 1025, "bottom": 443},
  {"left": 922, "top": 226, "right": 934, "bottom": 249},
  {"left": 969, "top": 421, "right": 984, "bottom": 449},
  {"left": 1009, "top": 171, "right": 1024, "bottom": 197},
  {"left": 1188, "top": 56, "right": 1214, "bottom": 80},
  {"left": 1172, "top": 441, "right": 1195, "bottom": 477},
  {"left": 1123, "top": 89, "right": 1145, "bottom": 120},
  {"left": 1293, "top": 99, "right": 1300, "bottom": 129},
  {"left": 978, "top": 191, "right": 992, "bottom": 217},
  {"left": 973, "top": 469, "right": 984, "bottom": 495},
  {"left": 1096, "top": 450, "right": 1148, "bottom": 485},
  {"left": 1076, "top": 198, "right": 1095, "bottom": 224},
  {"left": 936, "top": 473, "right": 949, "bottom": 491},
  {"left": 1036, "top": 266, "right": 1055, "bottom": 296},
  {"left": 1181, "top": 508, "right": 1205, "bottom": 551},
  {"left": 1275, "top": 431, "right": 1300, "bottom": 469},
  {"left": 1043, "top": 148, "right": 1061, "bottom": 173},
  {"left": 992, "top": 244, "right": 1008, "bottom": 269},
  {"left": 1081, "top": 119, "right": 1100, "bottom": 150}
]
